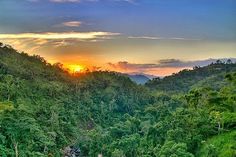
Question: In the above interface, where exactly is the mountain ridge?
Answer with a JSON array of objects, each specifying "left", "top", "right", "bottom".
[{"left": 0, "top": 43, "right": 235, "bottom": 157}]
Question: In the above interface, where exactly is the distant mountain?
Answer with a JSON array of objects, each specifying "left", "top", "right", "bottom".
[
  {"left": 145, "top": 74, "right": 159, "bottom": 79},
  {"left": 127, "top": 72, "right": 158, "bottom": 79},
  {"left": 128, "top": 74, "right": 150, "bottom": 84}
]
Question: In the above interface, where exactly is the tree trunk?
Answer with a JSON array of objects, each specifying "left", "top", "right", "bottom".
[
  {"left": 218, "top": 121, "right": 221, "bottom": 134},
  {"left": 14, "top": 142, "right": 18, "bottom": 157}
]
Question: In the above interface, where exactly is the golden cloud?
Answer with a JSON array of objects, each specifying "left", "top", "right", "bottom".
[{"left": 0, "top": 32, "right": 119, "bottom": 40}]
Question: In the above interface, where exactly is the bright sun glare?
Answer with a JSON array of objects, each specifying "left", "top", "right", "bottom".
[{"left": 67, "top": 64, "right": 85, "bottom": 73}]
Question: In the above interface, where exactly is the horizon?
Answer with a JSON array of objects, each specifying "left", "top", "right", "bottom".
[
  {"left": 0, "top": 0, "right": 235, "bottom": 76},
  {"left": 0, "top": 1, "right": 236, "bottom": 156},
  {"left": 2, "top": 41, "right": 236, "bottom": 77}
]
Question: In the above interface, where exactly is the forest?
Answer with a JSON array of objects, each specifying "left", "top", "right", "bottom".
[{"left": 0, "top": 43, "right": 235, "bottom": 157}]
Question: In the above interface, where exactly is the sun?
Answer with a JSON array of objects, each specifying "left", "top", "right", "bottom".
[
  {"left": 73, "top": 65, "right": 83, "bottom": 72},
  {"left": 67, "top": 64, "right": 85, "bottom": 73}
]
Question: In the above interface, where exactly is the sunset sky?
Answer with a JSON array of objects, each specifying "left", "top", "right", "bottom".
[{"left": 0, "top": 0, "right": 235, "bottom": 76}]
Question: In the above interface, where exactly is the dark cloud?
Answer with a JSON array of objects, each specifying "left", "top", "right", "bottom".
[
  {"left": 108, "top": 61, "right": 156, "bottom": 70},
  {"left": 158, "top": 58, "right": 236, "bottom": 68},
  {"left": 108, "top": 58, "right": 236, "bottom": 72}
]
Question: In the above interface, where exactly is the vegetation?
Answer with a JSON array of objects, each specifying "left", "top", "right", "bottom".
[
  {"left": 0, "top": 43, "right": 235, "bottom": 156},
  {"left": 145, "top": 62, "right": 236, "bottom": 93},
  {"left": 197, "top": 131, "right": 236, "bottom": 157}
]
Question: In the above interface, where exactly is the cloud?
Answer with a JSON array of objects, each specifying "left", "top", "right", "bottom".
[
  {"left": 62, "top": 21, "right": 82, "bottom": 27},
  {"left": 0, "top": 31, "right": 119, "bottom": 54},
  {"left": 109, "top": 58, "right": 236, "bottom": 69},
  {"left": 0, "top": 32, "right": 119, "bottom": 40},
  {"left": 107, "top": 61, "right": 185, "bottom": 76},
  {"left": 128, "top": 36, "right": 162, "bottom": 40},
  {"left": 157, "top": 58, "right": 236, "bottom": 67},
  {"left": 108, "top": 61, "right": 156, "bottom": 70},
  {"left": 108, "top": 58, "right": 236, "bottom": 76},
  {"left": 128, "top": 36, "right": 200, "bottom": 41}
]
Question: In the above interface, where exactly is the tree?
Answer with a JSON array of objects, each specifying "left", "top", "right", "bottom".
[
  {"left": 111, "top": 149, "right": 125, "bottom": 157},
  {"left": 155, "top": 141, "right": 194, "bottom": 157}
]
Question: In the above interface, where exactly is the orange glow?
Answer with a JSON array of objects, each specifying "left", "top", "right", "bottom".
[{"left": 67, "top": 64, "right": 85, "bottom": 73}]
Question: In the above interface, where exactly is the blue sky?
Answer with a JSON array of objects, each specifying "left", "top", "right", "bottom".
[
  {"left": 0, "top": 0, "right": 235, "bottom": 75},
  {"left": 1, "top": 0, "right": 235, "bottom": 39}
]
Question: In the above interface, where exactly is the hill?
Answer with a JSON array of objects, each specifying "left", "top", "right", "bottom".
[
  {"left": 0, "top": 43, "right": 235, "bottom": 157},
  {"left": 0, "top": 43, "right": 152, "bottom": 156},
  {"left": 145, "top": 62, "right": 236, "bottom": 93},
  {"left": 197, "top": 131, "right": 236, "bottom": 157}
]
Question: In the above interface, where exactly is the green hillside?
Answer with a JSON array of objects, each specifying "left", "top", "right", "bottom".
[
  {"left": 0, "top": 43, "right": 235, "bottom": 157},
  {"left": 197, "top": 131, "right": 236, "bottom": 157},
  {"left": 145, "top": 62, "right": 236, "bottom": 93}
]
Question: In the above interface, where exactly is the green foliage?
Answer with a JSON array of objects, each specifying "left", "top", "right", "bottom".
[
  {"left": 0, "top": 44, "right": 235, "bottom": 156},
  {"left": 197, "top": 131, "right": 236, "bottom": 157},
  {"left": 155, "top": 141, "right": 194, "bottom": 157},
  {"left": 145, "top": 63, "right": 236, "bottom": 93},
  {"left": 0, "top": 101, "right": 14, "bottom": 112}
]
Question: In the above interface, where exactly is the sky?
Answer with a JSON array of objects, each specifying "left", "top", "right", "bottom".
[{"left": 0, "top": 0, "right": 235, "bottom": 76}]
